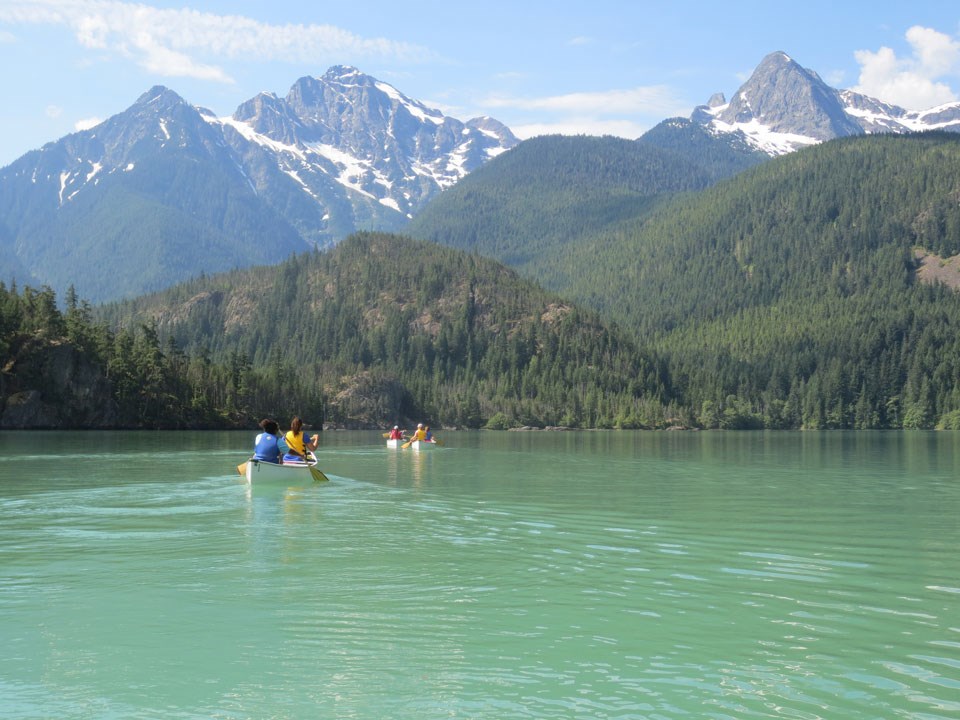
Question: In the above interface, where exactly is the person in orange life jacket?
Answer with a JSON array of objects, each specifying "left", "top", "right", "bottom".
[
  {"left": 283, "top": 416, "right": 319, "bottom": 463},
  {"left": 410, "top": 423, "right": 427, "bottom": 443},
  {"left": 389, "top": 425, "right": 404, "bottom": 440},
  {"left": 253, "top": 418, "right": 282, "bottom": 463}
]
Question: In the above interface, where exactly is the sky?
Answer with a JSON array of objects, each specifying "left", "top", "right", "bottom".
[{"left": 0, "top": 1, "right": 958, "bottom": 167}]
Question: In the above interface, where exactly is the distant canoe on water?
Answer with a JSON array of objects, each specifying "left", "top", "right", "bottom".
[{"left": 407, "top": 440, "right": 438, "bottom": 451}]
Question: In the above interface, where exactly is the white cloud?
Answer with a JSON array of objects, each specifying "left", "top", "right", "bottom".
[
  {"left": 75, "top": 117, "right": 103, "bottom": 131},
  {"left": 479, "top": 85, "right": 688, "bottom": 140},
  {"left": 0, "top": 0, "right": 433, "bottom": 82},
  {"left": 485, "top": 85, "right": 687, "bottom": 116},
  {"left": 45, "top": 104, "right": 62, "bottom": 119},
  {"left": 853, "top": 25, "right": 960, "bottom": 109},
  {"left": 132, "top": 29, "right": 233, "bottom": 83},
  {"left": 824, "top": 69, "right": 846, "bottom": 87}
]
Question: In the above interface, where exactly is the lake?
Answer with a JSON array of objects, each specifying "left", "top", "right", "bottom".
[{"left": 1, "top": 430, "right": 958, "bottom": 719}]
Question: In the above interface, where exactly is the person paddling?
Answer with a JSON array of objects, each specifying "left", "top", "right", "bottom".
[
  {"left": 409, "top": 423, "right": 427, "bottom": 443},
  {"left": 283, "top": 416, "right": 319, "bottom": 463},
  {"left": 253, "top": 418, "right": 282, "bottom": 464}
]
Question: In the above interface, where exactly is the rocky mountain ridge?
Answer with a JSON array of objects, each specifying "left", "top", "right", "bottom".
[
  {"left": 689, "top": 51, "right": 960, "bottom": 155},
  {"left": 3, "top": 53, "right": 960, "bottom": 304},
  {"left": 0, "top": 66, "right": 517, "bottom": 303}
]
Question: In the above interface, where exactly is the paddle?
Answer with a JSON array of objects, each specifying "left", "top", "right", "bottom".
[
  {"left": 305, "top": 452, "right": 330, "bottom": 483},
  {"left": 382, "top": 432, "right": 391, "bottom": 438},
  {"left": 237, "top": 461, "right": 248, "bottom": 476},
  {"left": 401, "top": 438, "right": 413, "bottom": 449}
]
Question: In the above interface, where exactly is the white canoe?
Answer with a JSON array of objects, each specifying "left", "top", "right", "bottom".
[
  {"left": 241, "top": 455, "right": 329, "bottom": 484},
  {"left": 386, "top": 438, "right": 401, "bottom": 449},
  {"left": 408, "top": 440, "right": 437, "bottom": 451}
]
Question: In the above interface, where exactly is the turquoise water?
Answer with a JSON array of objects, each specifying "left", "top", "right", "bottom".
[{"left": 1, "top": 430, "right": 958, "bottom": 719}]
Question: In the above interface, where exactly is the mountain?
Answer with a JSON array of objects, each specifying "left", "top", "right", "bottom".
[
  {"left": 90, "top": 232, "right": 674, "bottom": 430},
  {"left": 409, "top": 49, "right": 960, "bottom": 289},
  {"left": 10, "top": 133, "right": 960, "bottom": 430},
  {"left": 6, "top": 49, "right": 959, "bottom": 307},
  {"left": 406, "top": 133, "right": 761, "bottom": 290},
  {"left": 409, "top": 126, "right": 960, "bottom": 428},
  {"left": 221, "top": 66, "right": 517, "bottom": 225},
  {"left": 553, "top": 132, "right": 960, "bottom": 428},
  {"left": 670, "top": 51, "right": 960, "bottom": 156},
  {"left": 0, "top": 87, "right": 309, "bottom": 304},
  {"left": 635, "top": 117, "right": 768, "bottom": 177},
  {"left": 0, "top": 67, "right": 517, "bottom": 304}
]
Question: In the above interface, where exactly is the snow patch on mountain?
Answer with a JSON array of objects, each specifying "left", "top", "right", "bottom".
[
  {"left": 374, "top": 81, "right": 443, "bottom": 125},
  {"left": 702, "top": 103, "right": 820, "bottom": 156},
  {"left": 214, "top": 115, "right": 307, "bottom": 160}
]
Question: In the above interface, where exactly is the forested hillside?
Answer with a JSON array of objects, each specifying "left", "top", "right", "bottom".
[
  {"left": 8, "top": 133, "right": 960, "bottom": 431},
  {"left": 637, "top": 117, "right": 769, "bottom": 178},
  {"left": 92, "top": 233, "right": 676, "bottom": 429},
  {"left": 0, "top": 283, "right": 272, "bottom": 429},
  {"left": 406, "top": 134, "right": 749, "bottom": 286},
  {"left": 554, "top": 132, "right": 960, "bottom": 429}
]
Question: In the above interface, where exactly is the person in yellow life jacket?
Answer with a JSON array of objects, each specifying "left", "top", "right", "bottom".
[
  {"left": 283, "top": 416, "right": 319, "bottom": 463},
  {"left": 409, "top": 423, "right": 427, "bottom": 443}
]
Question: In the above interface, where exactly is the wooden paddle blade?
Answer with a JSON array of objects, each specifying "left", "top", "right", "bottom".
[
  {"left": 382, "top": 432, "right": 391, "bottom": 438},
  {"left": 237, "top": 462, "right": 248, "bottom": 476},
  {"left": 433, "top": 439, "right": 443, "bottom": 446},
  {"left": 309, "top": 466, "right": 330, "bottom": 483},
  {"left": 401, "top": 439, "right": 413, "bottom": 449}
]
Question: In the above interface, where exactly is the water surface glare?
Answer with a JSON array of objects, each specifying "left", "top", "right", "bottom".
[{"left": 1, "top": 430, "right": 958, "bottom": 718}]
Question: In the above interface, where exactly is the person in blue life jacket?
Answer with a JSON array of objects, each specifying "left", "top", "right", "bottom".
[
  {"left": 424, "top": 426, "right": 433, "bottom": 442},
  {"left": 283, "top": 416, "right": 319, "bottom": 463},
  {"left": 253, "top": 418, "right": 282, "bottom": 463}
]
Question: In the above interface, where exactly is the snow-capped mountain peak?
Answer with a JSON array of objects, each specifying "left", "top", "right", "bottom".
[
  {"left": 692, "top": 51, "right": 960, "bottom": 155},
  {"left": 0, "top": 66, "right": 518, "bottom": 303},
  {"left": 217, "top": 66, "right": 521, "bottom": 217}
]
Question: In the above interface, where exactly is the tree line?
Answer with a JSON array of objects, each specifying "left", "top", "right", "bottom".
[{"left": 0, "top": 282, "right": 322, "bottom": 429}]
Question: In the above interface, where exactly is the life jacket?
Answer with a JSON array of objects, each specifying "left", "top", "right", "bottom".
[
  {"left": 254, "top": 432, "right": 280, "bottom": 462},
  {"left": 285, "top": 430, "right": 307, "bottom": 457}
]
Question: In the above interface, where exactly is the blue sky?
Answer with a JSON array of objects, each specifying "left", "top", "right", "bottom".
[{"left": 0, "top": 1, "right": 958, "bottom": 167}]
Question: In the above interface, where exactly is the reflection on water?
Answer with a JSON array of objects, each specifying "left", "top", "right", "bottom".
[{"left": 0, "top": 430, "right": 958, "bottom": 719}]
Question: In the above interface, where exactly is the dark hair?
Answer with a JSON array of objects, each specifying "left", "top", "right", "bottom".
[
  {"left": 290, "top": 416, "right": 303, "bottom": 434},
  {"left": 259, "top": 418, "right": 279, "bottom": 435}
]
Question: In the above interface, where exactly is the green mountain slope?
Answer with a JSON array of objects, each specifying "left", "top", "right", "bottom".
[
  {"left": 406, "top": 134, "right": 748, "bottom": 289},
  {"left": 637, "top": 117, "right": 769, "bottom": 179},
  {"left": 0, "top": 135, "right": 308, "bottom": 304},
  {"left": 97, "top": 232, "right": 677, "bottom": 429},
  {"left": 556, "top": 132, "right": 960, "bottom": 428}
]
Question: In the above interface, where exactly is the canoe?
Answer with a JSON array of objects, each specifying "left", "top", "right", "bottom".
[
  {"left": 386, "top": 438, "right": 401, "bottom": 449},
  {"left": 240, "top": 454, "right": 329, "bottom": 484},
  {"left": 408, "top": 440, "right": 437, "bottom": 451}
]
